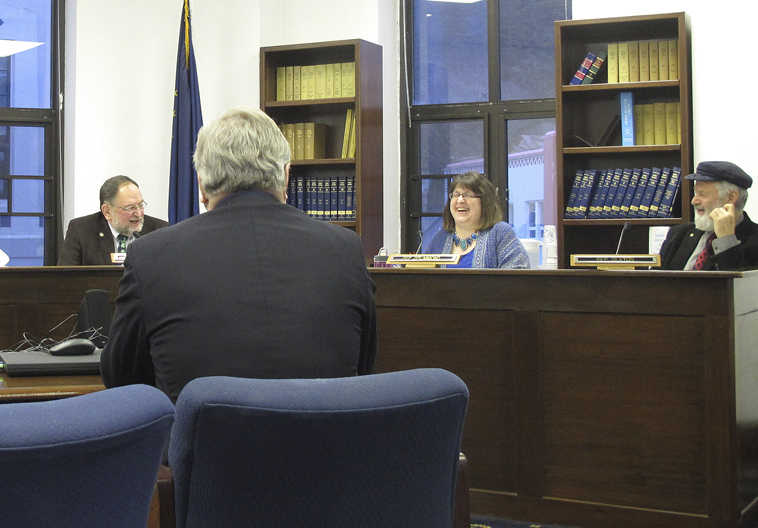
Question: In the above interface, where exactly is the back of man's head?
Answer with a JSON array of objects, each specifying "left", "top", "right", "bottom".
[
  {"left": 193, "top": 107, "right": 291, "bottom": 198},
  {"left": 100, "top": 175, "right": 138, "bottom": 206}
]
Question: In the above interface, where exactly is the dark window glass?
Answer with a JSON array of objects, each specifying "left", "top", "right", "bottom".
[
  {"left": 499, "top": 0, "right": 565, "bottom": 100},
  {"left": 413, "top": 0, "right": 488, "bottom": 104}
]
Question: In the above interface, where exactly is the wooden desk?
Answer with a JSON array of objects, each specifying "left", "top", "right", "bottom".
[
  {"left": 2, "top": 266, "right": 757, "bottom": 527},
  {"left": 371, "top": 268, "right": 758, "bottom": 528},
  {"left": 0, "top": 373, "right": 104, "bottom": 402},
  {"left": 0, "top": 266, "right": 118, "bottom": 401}
]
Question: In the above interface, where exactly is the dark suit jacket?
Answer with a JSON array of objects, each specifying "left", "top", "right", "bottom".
[
  {"left": 101, "top": 190, "right": 377, "bottom": 401},
  {"left": 660, "top": 212, "right": 758, "bottom": 270},
  {"left": 58, "top": 212, "right": 169, "bottom": 266}
]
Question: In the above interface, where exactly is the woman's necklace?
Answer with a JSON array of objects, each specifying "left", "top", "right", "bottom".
[{"left": 452, "top": 231, "right": 477, "bottom": 250}]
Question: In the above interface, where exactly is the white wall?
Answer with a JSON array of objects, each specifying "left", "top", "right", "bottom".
[
  {"left": 65, "top": 1, "right": 758, "bottom": 253},
  {"left": 64, "top": 0, "right": 401, "bottom": 252},
  {"left": 574, "top": 0, "right": 758, "bottom": 220}
]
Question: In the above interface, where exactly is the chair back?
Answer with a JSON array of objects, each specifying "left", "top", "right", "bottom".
[
  {"left": 169, "top": 368, "right": 469, "bottom": 528},
  {"left": 0, "top": 384, "right": 175, "bottom": 528}
]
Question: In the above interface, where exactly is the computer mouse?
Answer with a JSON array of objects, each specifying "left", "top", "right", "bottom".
[{"left": 49, "top": 338, "right": 96, "bottom": 356}]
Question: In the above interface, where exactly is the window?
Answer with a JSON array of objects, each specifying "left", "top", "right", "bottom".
[
  {"left": 403, "top": 0, "right": 570, "bottom": 265},
  {"left": 0, "top": 0, "right": 62, "bottom": 266}
]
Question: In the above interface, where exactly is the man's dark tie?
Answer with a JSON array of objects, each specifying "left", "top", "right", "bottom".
[
  {"left": 116, "top": 234, "right": 128, "bottom": 253},
  {"left": 693, "top": 232, "right": 716, "bottom": 270}
]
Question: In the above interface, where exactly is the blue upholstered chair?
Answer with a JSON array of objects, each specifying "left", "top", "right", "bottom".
[
  {"left": 1, "top": 384, "right": 175, "bottom": 528},
  {"left": 168, "top": 368, "right": 469, "bottom": 528}
]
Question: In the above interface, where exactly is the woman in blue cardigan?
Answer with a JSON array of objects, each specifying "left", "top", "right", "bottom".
[{"left": 427, "top": 172, "right": 529, "bottom": 269}]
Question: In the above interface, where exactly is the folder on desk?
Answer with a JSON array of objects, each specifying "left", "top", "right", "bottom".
[{"left": 0, "top": 348, "right": 101, "bottom": 376}]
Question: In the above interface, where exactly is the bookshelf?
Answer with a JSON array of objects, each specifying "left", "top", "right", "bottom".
[
  {"left": 554, "top": 12, "right": 692, "bottom": 267},
  {"left": 260, "top": 39, "right": 383, "bottom": 260}
]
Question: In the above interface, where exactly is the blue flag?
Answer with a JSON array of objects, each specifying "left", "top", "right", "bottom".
[{"left": 168, "top": 0, "right": 203, "bottom": 224}]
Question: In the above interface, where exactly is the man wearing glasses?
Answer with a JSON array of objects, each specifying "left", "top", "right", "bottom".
[{"left": 58, "top": 175, "right": 168, "bottom": 265}]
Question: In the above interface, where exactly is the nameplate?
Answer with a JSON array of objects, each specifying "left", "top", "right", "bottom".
[
  {"left": 110, "top": 252, "right": 127, "bottom": 264},
  {"left": 387, "top": 254, "right": 460, "bottom": 268},
  {"left": 570, "top": 253, "right": 661, "bottom": 270}
]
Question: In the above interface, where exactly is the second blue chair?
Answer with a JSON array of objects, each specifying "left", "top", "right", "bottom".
[{"left": 169, "top": 368, "right": 469, "bottom": 528}]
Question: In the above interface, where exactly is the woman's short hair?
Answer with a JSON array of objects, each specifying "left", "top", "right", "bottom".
[
  {"left": 442, "top": 171, "right": 503, "bottom": 232},
  {"left": 193, "top": 107, "right": 291, "bottom": 197}
]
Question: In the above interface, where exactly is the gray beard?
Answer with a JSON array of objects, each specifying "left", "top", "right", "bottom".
[{"left": 694, "top": 212, "right": 714, "bottom": 232}]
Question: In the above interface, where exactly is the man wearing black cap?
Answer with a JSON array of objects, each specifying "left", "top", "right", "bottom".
[{"left": 660, "top": 161, "right": 758, "bottom": 270}]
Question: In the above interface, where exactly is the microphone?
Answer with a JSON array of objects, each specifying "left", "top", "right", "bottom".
[
  {"left": 415, "top": 229, "right": 423, "bottom": 254},
  {"left": 615, "top": 222, "right": 631, "bottom": 254}
]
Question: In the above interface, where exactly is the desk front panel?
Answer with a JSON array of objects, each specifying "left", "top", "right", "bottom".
[{"left": 371, "top": 269, "right": 747, "bottom": 528}]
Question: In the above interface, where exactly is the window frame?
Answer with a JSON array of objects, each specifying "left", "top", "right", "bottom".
[
  {"left": 0, "top": 0, "right": 64, "bottom": 265},
  {"left": 401, "top": 0, "right": 568, "bottom": 251}
]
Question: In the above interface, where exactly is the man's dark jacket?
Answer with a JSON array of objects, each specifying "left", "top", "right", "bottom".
[
  {"left": 659, "top": 212, "right": 758, "bottom": 270},
  {"left": 58, "top": 212, "right": 169, "bottom": 266},
  {"left": 101, "top": 190, "right": 376, "bottom": 401}
]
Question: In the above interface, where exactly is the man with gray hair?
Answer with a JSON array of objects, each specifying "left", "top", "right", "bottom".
[
  {"left": 660, "top": 161, "right": 758, "bottom": 270},
  {"left": 102, "top": 107, "right": 376, "bottom": 401},
  {"left": 58, "top": 175, "right": 168, "bottom": 265}
]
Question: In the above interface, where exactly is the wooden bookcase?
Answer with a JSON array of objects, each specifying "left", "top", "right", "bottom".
[
  {"left": 260, "top": 39, "right": 383, "bottom": 260},
  {"left": 554, "top": 12, "right": 692, "bottom": 267}
]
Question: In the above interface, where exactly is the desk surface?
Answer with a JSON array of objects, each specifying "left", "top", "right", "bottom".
[{"left": 0, "top": 373, "right": 103, "bottom": 403}]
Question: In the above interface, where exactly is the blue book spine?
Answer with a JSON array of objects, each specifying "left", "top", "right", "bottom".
[
  {"left": 346, "top": 176, "right": 355, "bottom": 220},
  {"left": 610, "top": 168, "right": 630, "bottom": 218},
  {"left": 296, "top": 176, "right": 305, "bottom": 213},
  {"left": 564, "top": 170, "right": 584, "bottom": 218},
  {"left": 620, "top": 92, "right": 635, "bottom": 146},
  {"left": 575, "top": 169, "right": 598, "bottom": 218},
  {"left": 569, "top": 52, "right": 596, "bottom": 85},
  {"left": 308, "top": 177, "right": 317, "bottom": 217},
  {"left": 648, "top": 167, "right": 670, "bottom": 217},
  {"left": 628, "top": 167, "right": 651, "bottom": 217},
  {"left": 287, "top": 176, "right": 296, "bottom": 207},
  {"left": 657, "top": 167, "right": 681, "bottom": 217},
  {"left": 588, "top": 169, "right": 611, "bottom": 219},
  {"left": 620, "top": 168, "right": 641, "bottom": 217},
  {"left": 329, "top": 175, "right": 338, "bottom": 220},
  {"left": 338, "top": 176, "right": 347, "bottom": 219},
  {"left": 316, "top": 179, "right": 325, "bottom": 220},
  {"left": 638, "top": 167, "right": 661, "bottom": 216},
  {"left": 602, "top": 168, "right": 622, "bottom": 217}
]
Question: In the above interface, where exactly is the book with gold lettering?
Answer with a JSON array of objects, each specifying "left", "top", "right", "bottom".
[
  {"left": 606, "top": 42, "right": 618, "bottom": 83},
  {"left": 634, "top": 104, "right": 644, "bottom": 145},
  {"left": 347, "top": 112, "right": 357, "bottom": 158},
  {"left": 648, "top": 40, "right": 659, "bottom": 81},
  {"left": 325, "top": 63, "right": 334, "bottom": 98},
  {"left": 282, "top": 123, "right": 295, "bottom": 158},
  {"left": 638, "top": 40, "right": 650, "bottom": 81},
  {"left": 333, "top": 63, "right": 342, "bottom": 97},
  {"left": 303, "top": 122, "right": 327, "bottom": 159},
  {"left": 657, "top": 40, "right": 669, "bottom": 80},
  {"left": 618, "top": 42, "right": 630, "bottom": 83},
  {"left": 294, "top": 122, "right": 305, "bottom": 160},
  {"left": 665, "top": 102, "right": 678, "bottom": 144},
  {"left": 667, "top": 39, "right": 678, "bottom": 80},
  {"left": 314, "top": 64, "right": 326, "bottom": 99},
  {"left": 285, "top": 66, "right": 294, "bottom": 100},
  {"left": 301, "top": 65, "right": 314, "bottom": 100},
  {"left": 341, "top": 62, "right": 355, "bottom": 97},
  {"left": 293, "top": 66, "right": 301, "bottom": 100},
  {"left": 641, "top": 103, "right": 655, "bottom": 145},
  {"left": 276, "top": 67, "right": 286, "bottom": 101},
  {"left": 653, "top": 102, "right": 666, "bottom": 144},
  {"left": 341, "top": 108, "right": 353, "bottom": 159},
  {"left": 628, "top": 41, "right": 640, "bottom": 82}
]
